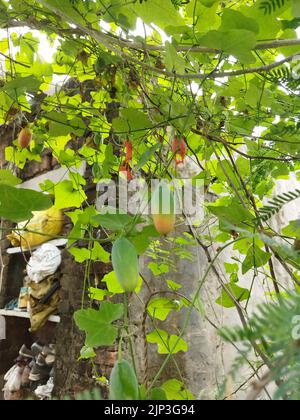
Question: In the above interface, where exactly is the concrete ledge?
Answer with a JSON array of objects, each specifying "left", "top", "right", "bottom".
[
  {"left": 0, "top": 309, "right": 60, "bottom": 324},
  {"left": 17, "top": 163, "right": 86, "bottom": 192}
]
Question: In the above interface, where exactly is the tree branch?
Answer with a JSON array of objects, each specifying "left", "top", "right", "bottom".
[
  {"left": 192, "top": 128, "right": 300, "bottom": 161},
  {"left": 6, "top": 13, "right": 300, "bottom": 55},
  {"left": 0, "top": 52, "right": 30, "bottom": 68},
  {"left": 21, "top": 2, "right": 300, "bottom": 80},
  {"left": 245, "top": 371, "right": 273, "bottom": 400}
]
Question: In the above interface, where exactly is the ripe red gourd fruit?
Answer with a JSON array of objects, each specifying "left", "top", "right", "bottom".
[
  {"left": 119, "top": 162, "right": 134, "bottom": 181},
  {"left": 172, "top": 136, "right": 187, "bottom": 165},
  {"left": 18, "top": 127, "right": 33, "bottom": 149},
  {"left": 151, "top": 181, "right": 175, "bottom": 235},
  {"left": 125, "top": 140, "right": 133, "bottom": 163}
]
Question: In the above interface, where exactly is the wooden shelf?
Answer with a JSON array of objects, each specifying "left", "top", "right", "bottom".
[
  {"left": 0, "top": 309, "right": 60, "bottom": 324},
  {"left": 7, "top": 238, "right": 68, "bottom": 255}
]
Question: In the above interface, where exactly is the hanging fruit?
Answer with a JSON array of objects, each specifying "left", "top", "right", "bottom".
[
  {"left": 119, "top": 162, "right": 134, "bottom": 181},
  {"left": 172, "top": 136, "right": 187, "bottom": 165},
  {"left": 109, "top": 359, "right": 139, "bottom": 400},
  {"left": 18, "top": 126, "right": 33, "bottom": 149},
  {"left": 125, "top": 140, "right": 133, "bottom": 163},
  {"left": 77, "top": 50, "right": 90, "bottom": 66},
  {"left": 112, "top": 237, "right": 139, "bottom": 292},
  {"left": 151, "top": 181, "right": 175, "bottom": 235}
]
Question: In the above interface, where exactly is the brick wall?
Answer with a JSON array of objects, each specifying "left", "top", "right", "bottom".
[{"left": 0, "top": 125, "right": 117, "bottom": 399}]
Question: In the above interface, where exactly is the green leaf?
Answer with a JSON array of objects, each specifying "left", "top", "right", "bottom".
[
  {"left": 220, "top": 9, "right": 259, "bottom": 34},
  {"left": 137, "top": 144, "right": 161, "bottom": 169},
  {"left": 292, "top": 0, "right": 300, "bottom": 17},
  {"left": 5, "top": 146, "right": 41, "bottom": 169},
  {"left": 54, "top": 180, "right": 87, "bottom": 209},
  {"left": 200, "top": 29, "right": 256, "bottom": 63},
  {"left": 148, "top": 388, "right": 167, "bottom": 400},
  {"left": 74, "top": 301, "right": 124, "bottom": 348},
  {"left": 112, "top": 109, "right": 153, "bottom": 140},
  {"left": 102, "top": 271, "right": 124, "bottom": 294},
  {"left": 166, "top": 280, "right": 182, "bottom": 291},
  {"left": 42, "top": 0, "right": 86, "bottom": 25},
  {"left": 46, "top": 113, "right": 85, "bottom": 137},
  {"left": 200, "top": 0, "right": 219, "bottom": 6},
  {"left": 0, "top": 185, "right": 52, "bottom": 222},
  {"left": 147, "top": 297, "right": 179, "bottom": 321},
  {"left": 91, "top": 242, "right": 110, "bottom": 262},
  {"left": 282, "top": 220, "right": 300, "bottom": 239},
  {"left": 0, "top": 170, "right": 21, "bottom": 186},
  {"left": 45, "top": 112, "right": 72, "bottom": 137},
  {"left": 102, "top": 271, "right": 143, "bottom": 295},
  {"left": 147, "top": 329, "right": 188, "bottom": 354},
  {"left": 88, "top": 287, "right": 110, "bottom": 301},
  {"left": 39, "top": 179, "right": 55, "bottom": 195},
  {"left": 216, "top": 283, "right": 250, "bottom": 308},
  {"left": 215, "top": 159, "right": 240, "bottom": 188},
  {"left": 148, "top": 262, "right": 170, "bottom": 276},
  {"left": 69, "top": 242, "right": 110, "bottom": 263},
  {"left": 134, "top": 0, "right": 185, "bottom": 30},
  {"left": 161, "top": 379, "right": 195, "bottom": 400},
  {"left": 1, "top": 76, "right": 41, "bottom": 96},
  {"left": 164, "top": 41, "right": 185, "bottom": 73},
  {"left": 79, "top": 346, "right": 96, "bottom": 360},
  {"left": 66, "top": 207, "right": 99, "bottom": 227},
  {"left": 102, "top": 143, "right": 117, "bottom": 178},
  {"left": 93, "top": 212, "right": 136, "bottom": 231},
  {"left": 69, "top": 247, "right": 91, "bottom": 263},
  {"left": 129, "top": 225, "right": 159, "bottom": 255},
  {"left": 242, "top": 245, "right": 272, "bottom": 274},
  {"left": 236, "top": 156, "right": 251, "bottom": 178},
  {"left": 207, "top": 200, "right": 254, "bottom": 227},
  {"left": 224, "top": 263, "right": 239, "bottom": 274}
]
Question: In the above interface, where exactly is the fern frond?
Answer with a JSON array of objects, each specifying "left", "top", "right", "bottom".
[
  {"left": 258, "top": 189, "right": 300, "bottom": 222},
  {"left": 171, "top": 0, "right": 190, "bottom": 8},
  {"left": 266, "top": 66, "right": 300, "bottom": 92},
  {"left": 276, "top": 124, "right": 300, "bottom": 136},
  {"left": 259, "top": 0, "right": 288, "bottom": 15}
]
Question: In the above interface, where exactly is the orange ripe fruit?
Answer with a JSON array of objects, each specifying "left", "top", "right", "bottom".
[
  {"left": 151, "top": 181, "right": 175, "bottom": 235},
  {"left": 153, "top": 213, "right": 176, "bottom": 236},
  {"left": 18, "top": 127, "right": 33, "bottom": 149},
  {"left": 172, "top": 136, "right": 187, "bottom": 165},
  {"left": 119, "top": 162, "right": 134, "bottom": 181},
  {"left": 125, "top": 140, "right": 133, "bottom": 163}
]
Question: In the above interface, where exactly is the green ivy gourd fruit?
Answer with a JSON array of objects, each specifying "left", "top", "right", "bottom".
[
  {"left": 109, "top": 359, "right": 139, "bottom": 400},
  {"left": 112, "top": 237, "right": 139, "bottom": 292},
  {"left": 151, "top": 180, "right": 175, "bottom": 235}
]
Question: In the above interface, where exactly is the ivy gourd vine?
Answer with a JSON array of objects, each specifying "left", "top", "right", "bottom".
[{"left": 0, "top": 0, "right": 300, "bottom": 401}]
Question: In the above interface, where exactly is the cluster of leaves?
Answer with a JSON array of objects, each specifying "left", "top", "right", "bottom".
[{"left": 0, "top": 0, "right": 300, "bottom": 401}]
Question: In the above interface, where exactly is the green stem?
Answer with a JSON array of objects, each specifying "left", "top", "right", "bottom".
[
  {"left": 3, "top": 226, "right": 115, "bottom": 245},
  {"left": 124, "top": 293, "right": 138, "bottom": 376}
]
